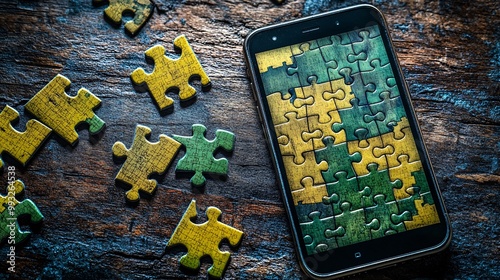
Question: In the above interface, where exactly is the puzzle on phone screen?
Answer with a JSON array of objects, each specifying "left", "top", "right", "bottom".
[{"left": 256, "top": 25, "right": 440, "bottom": 255}]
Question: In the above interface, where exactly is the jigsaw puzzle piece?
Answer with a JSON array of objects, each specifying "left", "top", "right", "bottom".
[
  {"left": 324, "top": 171, "right": 370, "bottom": 212},
  {"left": 315, "top": 136, "right": 361, "bottom": 182},
  {"left": 349, "top": 72, "right": 376, "bottom": 106},
  {"left": 131, "top": 35, "right": 211, "bottom": 112},
  {"left": 411, "top": 169, "right": 434, "bottom": 205},
  {"left": 307, "top": 110, "right": 346, "bottom": 149},
  {"left": 287, "top": 41, "right": 337, "bottom": 86},
  {"left": 319, "top": 35, "right": 364, "bottom": 83},
  {"left": 275, "top": 112, "right": 320, "bottom": 164},
  {"left": 25, "top": 74, "right": 105, "bottom": 146},
  {"left": 167, "top": 200, "right": 243, "bottom": 279},
  {"left": 255, "top": 45, "right": 294, "bottom": 73},
  {"left": 173, "top": 124, "right": 235, "bottom": 188},
  {"left": 334, "top": 202, "right": 379, "bottom": 247},
  {"left": 291, "top": 177, "right": 328, "bottom": 205},
  {"left": 282, "top": 151, "right": 328, "bottom": 191},
  {"left": 0, "top": 180, "right": 24, "bottom": 213},
  {"left": 360, "top": 59, "right": 399, "bottom": 104},
  {"left": 0, "top": 106, "right": 51, "bottom": 169},
  {"left": 365, "top": 194, "right": 411, "bottom": 239},
  {"left": 357, "top": 163, "right": 403, "bottom": 207},
  {"left": 296, "top": 200, "right": 334, "bottom": 223},
  {"left": 300, "top": 211, "right": 344, "bottom": 255},
  {"left": 0, "top": 180, "right": 43, "bottom": 244},
  {"left": 402, "top": 196, "right": 440, "bottom": 230},
  {"left": 93, "top": 0, "right": 154, "bottom": 35},
  {"left": 260, "top": 62, "right": 302, "bottom": 97},
  {"left": 294, "top": 77, "right": 343, "bottom": 123},
  {"left": 388, "top": 155, "right": 423, "bottom": 200},
  {"left": 347, "top": 135, "right": 389, "bottom": 176},
  {"left": 366, "top": 92, "right": 406, "bottom": 135},
  {"left": 380, "top": 119, "right": 420, "bottom": 168},
  {"left": 332, "top": 98, "right": 382, "bottom": 141},
  {"left": 327, "top": 77, "right": 356, "bottom": 110},
  {"left": 112, "top": 125, "right": 181, "bottom": 202},
  {"left": 351, "top": 29, "right": 390, "bottom": 72},
  {"left": 395, "top": 187, "right": 421, "bottom": 217},
  {"left": 266, "top": 91, "right": 310, "bottom": 125}
]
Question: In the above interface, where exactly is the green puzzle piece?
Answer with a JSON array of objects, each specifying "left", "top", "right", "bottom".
[
  {"left": 300, "top": 211, "right": 344, "bottom": 255},
  {"left": 173, "top": 124, "right": 235, "bottom": 188},
  {"left": 314, "top": 136, "right": 361, "bottom": 182},
  {"left": 334, "top": 202, "right": 379, "bottom": 247},
  {"left": 0, "top": 180, "right": 43, "bottom": 245},
  {"left": 365, "top": 194, "right": 411, "bottom": 239}
]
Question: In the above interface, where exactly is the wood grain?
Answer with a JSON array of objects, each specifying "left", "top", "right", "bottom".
[{"left": 0, "top": 0, "right": 498, "bottom": 279}]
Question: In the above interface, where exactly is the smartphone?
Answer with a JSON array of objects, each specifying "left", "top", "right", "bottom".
[{"left": 244, "top": 4, "right": 451, "bottom": 279}]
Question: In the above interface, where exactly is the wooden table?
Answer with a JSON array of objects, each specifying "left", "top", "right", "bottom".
[{"left": 0, "top": 0, "right": 498, "bottom": 279}]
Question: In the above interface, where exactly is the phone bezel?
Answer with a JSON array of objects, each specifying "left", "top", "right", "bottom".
[{"left": 244, "top": 4, "right": 451, "bottom": 279}]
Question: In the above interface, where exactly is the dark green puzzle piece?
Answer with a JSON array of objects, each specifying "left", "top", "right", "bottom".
[
  {"left": 351, "top": 29, "right": 390, "bottom": 72},
  {"left": 324, "top": 171, "right": 370, "bottom": 212},
  {"left": 261, "top": 62, "right": 301, "bottom": 97},
  {"left": 365, "top": 92, "right": 406, "bottom": 135},
  {"left": 173, "top": 124, "right": 235, "bottom": 188},
  {"left": 315, "top": 136, "right": 361, "bottom": 182},
  {"left": 288, "top": 41, "right": 337, "bottom": 86},
  {"left": 300, "top": 211, "right": 344, "bottom": 255},
  {"left": 411, "top": 169, "right": 434, "bottom": 205},
  {"left": 334, "top": 202, "right": 379, "bottom": 247},
  {"left": 332, "top": 98, "right": 383, "bottom": 141},
  {"left": 357, "top": 163, "right": 403, "bottom": 207},
  {"left": 0, "top": 199, "right": 44, "bottom": 245},
  {"left": 365, "top": 194, "right": 410, "bottom": 239}
]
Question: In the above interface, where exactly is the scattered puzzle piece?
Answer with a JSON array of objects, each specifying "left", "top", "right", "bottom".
[
  {"left": 93, "top": 0, "right": 154, "bottom": 35},
  {"left": 25, "top": 74, "right": 105, "bottom": 146},
  {"left": 131, "top": 35, "right": 211, "bottom": 112},
  {"left": 0, "top": 106, "right": 52, "bottom": 169},
  {"left": 0, "top": 180, "right": 44, "bottom": 245},
  {"left": 173, "top": 124, "right": 235, "bottom": 188},
  {"left": 167, "top": 200, "right": 243, "bottom": 279},
  {"left": 112, "top": 125, "right": 181, "bottom": 202}
]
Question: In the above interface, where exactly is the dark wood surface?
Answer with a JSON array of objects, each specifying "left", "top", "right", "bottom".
[{"left": 0, "top": 0, "right": 499, "bottom": 279}]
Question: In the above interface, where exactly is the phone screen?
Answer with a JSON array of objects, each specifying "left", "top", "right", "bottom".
[{"left": 254, "top": 24, "right": 441, "bottom": 256}]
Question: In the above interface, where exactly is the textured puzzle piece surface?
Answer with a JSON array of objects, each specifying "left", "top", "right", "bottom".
[
  {"left": 0, "top": 106, "right": 51, "bottom": 169},
  {"left": 25, "top": 74, "right": 105, "bottom": 146},
  {"left": 93, "top": 0, "right": 154, "bottom": 35},
  {"left": 131, "top": 35, "right": 211, "bottom": 111},
  {"left": 167, "top": 200, "right": 243, "bottom": 279},
  {"left": 173, "top": 124, "right": 235, "bottom": 187},
  {"left": 255, "top": 24, "right": 441, "bottom": 252},
  {"left": 300, "top": 211, "right": 344, "bottom": 255},
  {"left": 112, "top": 125, "right": 181, "bottom": 202},
  {"left": 0, "top": 180, "right": 44, "bottom": 245}
]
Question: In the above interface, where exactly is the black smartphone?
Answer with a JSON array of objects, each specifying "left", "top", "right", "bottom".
[{"left": 243, "top": 4, "right": 451, "bottom": 279}]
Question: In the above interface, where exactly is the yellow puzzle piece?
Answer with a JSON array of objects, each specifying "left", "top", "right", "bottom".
[
  {"left": 291, "top": 177, "right": 328, "bottom": 206},
  {"left": 131, "top": 35, "right": 211, "bottom": 112},
  {"left": 167, "top": 200, "right": 243, "bottom": 279},
  {"left": 0, "top": 180, "right": 24, "bottom": 213},
  {"left": 93, "top": 0, "right": 154, "bottom": 35},
  {"left": 255, "top": 45, "right": 294, "bottom": 73},
  {"left": 282, "top": 151, "right": 328, "bottom": 192},
  {"left": 112, "top": 125, "right": 181, "bottom": 203},
  {"left": 0, "top": 105, "right": 51, "bottom": 169},
  {"left": 25, "top": 74, "right": 105, "bottom": 146}
]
